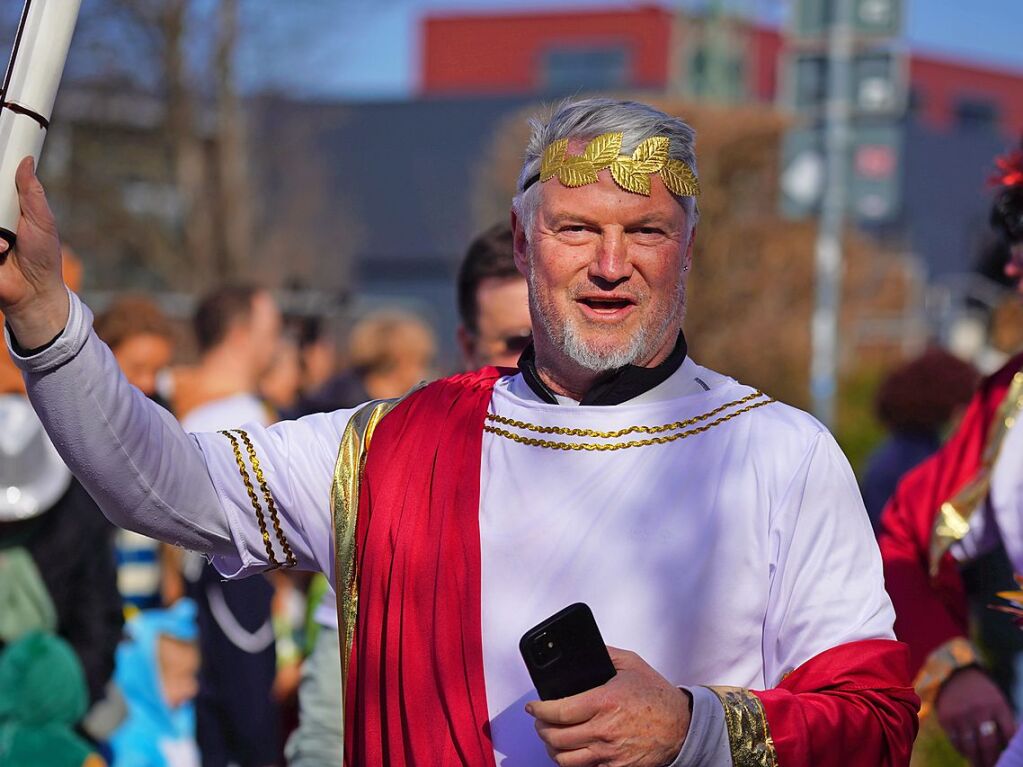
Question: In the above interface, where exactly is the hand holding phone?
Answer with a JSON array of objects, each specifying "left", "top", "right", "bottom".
[{"left": 519, "top": 602, "right": 616, "bottom": 700}]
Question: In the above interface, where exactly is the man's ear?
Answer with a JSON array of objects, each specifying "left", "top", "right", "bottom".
[{"left": 510, "top": 208, "right": 529, "bottom": 277}]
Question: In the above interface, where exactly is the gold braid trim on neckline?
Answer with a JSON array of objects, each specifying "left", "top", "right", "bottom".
[
  {"left": 484, "top": 394, "right": 774, "bottom": 451},
  {"left": 707, "top": 686, "right": 779, "bottom": 767}
]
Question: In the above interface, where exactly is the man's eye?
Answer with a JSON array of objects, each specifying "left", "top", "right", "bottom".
[{"left": 635, "top": 227, "right": 664, "bottom": 236}]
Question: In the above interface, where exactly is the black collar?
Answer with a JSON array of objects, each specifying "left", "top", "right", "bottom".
[{"left": 517, "top": 332, "right": 688, "bottom": 406}]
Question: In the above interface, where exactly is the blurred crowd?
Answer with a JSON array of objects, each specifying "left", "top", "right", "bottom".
[{"left": 0, "top": 222, "right": 526, "bottom": 767}]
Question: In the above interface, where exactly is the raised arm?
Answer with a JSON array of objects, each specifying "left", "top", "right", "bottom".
[{"left": 1, "top": 158, "right": 346, "bottom": 578}]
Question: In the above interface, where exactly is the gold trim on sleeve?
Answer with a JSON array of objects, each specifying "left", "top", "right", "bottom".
[
  {"left": 232, "top": 429, "right": 297, "bottom": 569},
  {"left": 929, "top": 372, "right": 1023, "bottom": 576},
  {"left": 331, "top": 398, "right": 402, "bottom": 685},
  {"left": 218, "top": 429, "right": 279, "bottom": 569},
  {"left": 914, "top": 637, "right": 981, "bottom": 721},
  {"left": 707, "top": 686, "right": 779, "bottom": 767},
  {"left": 484, "top": 395, "right": 774, "bottom": 451}
]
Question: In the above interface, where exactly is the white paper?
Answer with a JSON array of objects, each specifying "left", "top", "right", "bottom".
[
  {"left": 0, "top": 111, "right": 45, "bottom": 236},
  {"left": 4, "top": 0, "right": 83, "bottom": 121}
]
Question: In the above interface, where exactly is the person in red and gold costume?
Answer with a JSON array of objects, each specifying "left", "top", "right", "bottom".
[
  {"left": 879, "top": 139, "right": 1023, "bottom": 767},
  {"left": 1, "top": 99, "right": 917, "bottom": 766}
]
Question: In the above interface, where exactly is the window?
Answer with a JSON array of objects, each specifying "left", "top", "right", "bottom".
[
  {"left": 542, "top": 46, "right": 631, "bottom": 93},
  {"left": 954, "top": 97, "right": 1000, "bottom": 131}
]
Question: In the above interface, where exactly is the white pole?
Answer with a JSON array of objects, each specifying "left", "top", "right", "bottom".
[
  {"left": 0, "top": 0, "right": 83, "bottom": 247},
  {"left": 811, "top": 0, "right": 854, "bottom": 427}
]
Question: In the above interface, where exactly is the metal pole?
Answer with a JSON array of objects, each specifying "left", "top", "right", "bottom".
[{"left": 811, "top": 0, "right": 854, "bottom": 427}]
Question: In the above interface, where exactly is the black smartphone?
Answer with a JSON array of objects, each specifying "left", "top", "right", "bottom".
[{"left": 519, "top": 602, "right": 616, "bottom": 700}]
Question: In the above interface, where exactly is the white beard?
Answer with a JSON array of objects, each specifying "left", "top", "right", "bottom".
[{"left": 527, "top": 259, "right": 685, "bottom": 374}]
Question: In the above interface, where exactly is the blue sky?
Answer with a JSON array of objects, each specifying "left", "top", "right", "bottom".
[{"left": 238, "top": 0, "right": 1023, "bottom": 99}]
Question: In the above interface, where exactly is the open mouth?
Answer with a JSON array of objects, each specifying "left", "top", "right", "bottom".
[{"left": 576, "top": 296, "right": 637, "bottom": 318}]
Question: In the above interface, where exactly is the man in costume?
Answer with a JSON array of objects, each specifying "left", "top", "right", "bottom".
[
  {"left": 0, "top": 99, "right": 917, "bottom": 766},
  {"left": 878, "top": 140, "right": 1023, "bottom": 767}
]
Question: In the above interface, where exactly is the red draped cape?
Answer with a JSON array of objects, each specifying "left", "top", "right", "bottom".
[
  {"left": 878, "top": 351, "right": 1023, "bottom": 675},
  {"left": 342, "top": 368, "right": 918, "bottom": 766}
]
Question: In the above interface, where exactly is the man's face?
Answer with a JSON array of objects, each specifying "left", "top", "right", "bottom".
[
  {"left": 461, "top": 276, "right": 532, "bottom": 369},
  {"left": 516, "top": 166, "right": 693, "bottom": 375}
]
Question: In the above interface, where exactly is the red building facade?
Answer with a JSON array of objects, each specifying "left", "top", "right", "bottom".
[{"left": 421, "top": 6, "right": 1023, "bottom": 137}]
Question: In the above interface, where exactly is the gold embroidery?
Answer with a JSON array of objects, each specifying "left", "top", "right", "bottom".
[
  {"left": 232, "top": 429, "right": 296, "bottom": 569},
  {"left": 484, "top": 397, "right": 774, "bottom": 451},
  {"left": 708, "top": 686, "right": 779, "bottom": 767},
  {"left": 539, "top": 132, "right": 700, "bottom": 197},
  {"left": 331, "top": 399, "right": 403, "bottom": 685},
  {"left": 219, "top": 430, "right": 279, "bottom": 569},
  {"left": 486, "top": 391, "right": 767, "bottom": 438},
  {"left": 929, "top": 371, "right": 1023, "bottom": 575},
  {"left": 914, "top": 637, "right": 981, "bottom": 721}
]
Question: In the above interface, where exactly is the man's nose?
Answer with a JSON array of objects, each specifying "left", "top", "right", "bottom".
[{"left": 589, "top": 229, "right": 632, "bottom": 284}]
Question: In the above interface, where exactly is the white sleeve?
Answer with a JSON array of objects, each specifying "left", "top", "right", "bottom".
[
  {"left": 762, "top": 429, "right": 897, "bottom": 686},
  {"left": 193, "top": 408, "right": 356, "bottom": 580},
  {"left": 7, "top": 290, "right": 234, "bottom": 554},
  {"left": 7, "top": 290, "right": 357, "bottom": 579}
]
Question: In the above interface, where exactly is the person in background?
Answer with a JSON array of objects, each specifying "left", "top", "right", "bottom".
[
  {"left": 294, "top": 317, "right": 337, "bottom": 403},
  {"left": 110, "top": 599, "right": 201, "bottom": 767},
  {"left": 287, "top": 309, "right": 435, "bottom": 419},
  {"left": 94, "top": 296, "right": 181, "bottom": 612},
  {"left": 0, "top": 631, "right": 105, "bottom": 767},
  {"left": 176, "top": 284, "right": 285, "bottom": 767},
  {"left": 879, "top": 138, "right": 1023, "bottom": 767},
  {"left": 259, "top": 331, "right": 302, "bottom": 416},
  {"left": 0, "top": 249, "right": 122, "bottom": 752},
  {"left": 861, "top": 348, "right": 979, "bottom": 530},
  {"left": 456, "top": 222, "right": 532, "bottom": 370},
  {"left": 94, "top": 296, "right": 175, "bottom": 407}
]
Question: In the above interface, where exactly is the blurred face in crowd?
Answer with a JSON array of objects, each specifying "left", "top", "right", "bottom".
[
  {"left": 113, "top": 333, "right": 174, "bottom": 397},
  {"left": 514, "top": 162, "right": 694, "bottom": 386},
  {"left": 247, "top": 291, "right": 283, "bottom": 376},
  {"left": 260, "top": 339, "right": 301, "bottom": 412},
  {"left": 158, "top": 635, "right": 200, "bottom": 709},
  {"left": 460, "top": 275, "right": 532, "bottom": 370}
]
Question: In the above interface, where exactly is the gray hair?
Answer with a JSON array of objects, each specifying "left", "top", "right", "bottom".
[{"left": 512, "top": 98, "right": 700, "bottom": 239}]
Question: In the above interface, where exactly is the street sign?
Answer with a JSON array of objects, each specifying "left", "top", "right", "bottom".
[
  {"left": 793, "top": 0, "right": 902, "bottom": 39},
  {"left": 780, "top": 124, "right": 902, "bottom": 223},
  {"left": 789, "top": 50, "right": 903, "bottom": 115}
]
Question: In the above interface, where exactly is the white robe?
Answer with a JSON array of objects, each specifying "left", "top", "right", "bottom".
[{"left": 8, "top": 291, "right": 897, "bottom": 766}]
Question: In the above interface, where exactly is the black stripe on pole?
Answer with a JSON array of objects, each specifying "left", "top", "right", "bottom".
[
  {"left": 1, "top": 101, "right": 49, "bottom": 129},
  {"left": 1, "top": 0, "right": 33, "bottom": 103}
]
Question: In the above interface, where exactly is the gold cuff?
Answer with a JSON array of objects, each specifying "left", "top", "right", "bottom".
[
  {"left": 708, "top": 686, "right": 779, "bottom": 767},
  {"left": 915, "top": 637, "right": 981, "bottom": 720}
]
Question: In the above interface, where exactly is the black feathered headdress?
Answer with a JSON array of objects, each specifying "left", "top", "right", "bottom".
[{"left": 990, "top": 139, "right": 1023, "bottom": 243}]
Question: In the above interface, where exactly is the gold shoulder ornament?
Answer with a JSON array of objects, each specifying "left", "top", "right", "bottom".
[{"left": 537, "top": 132, "right": 700, "bottom": 198}]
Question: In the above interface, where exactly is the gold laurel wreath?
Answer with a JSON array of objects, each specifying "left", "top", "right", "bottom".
[{"left": 539, "top": 132, "right": 700, "bottom": 197}]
